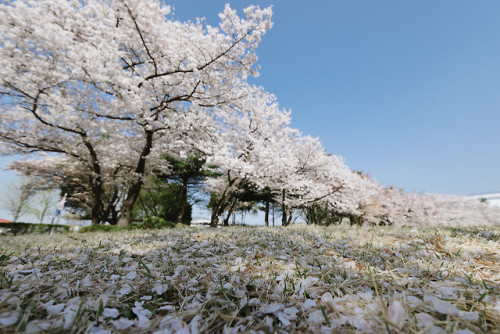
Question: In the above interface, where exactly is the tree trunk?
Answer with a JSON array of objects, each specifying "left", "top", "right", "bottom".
[
  {"left": 223, "top": 211, "right": 230, "bottom": 226},
  {"left": 210, "top": 196, "right": 226, "bottom": 228},
  {"left": 264, "top": 199, "right": 270, "bottom": 227},
  {"left": 224, "top": 198, "right": 238, "bottom": 226},
  {"left": 223, "top": 197, "right": 237, "bottom": 226},
  {"left": 272, "top": 206, "right": 275, "bottom": 227},
  {"left": 281, "top": 190, "right": 287, "bottom": 227},
  {"left": 287, "top": 210, "right": 293, "bottom": 225},
  {"left": 117, "top": 182, "right": 142, "bottom": 227},
  {"left": 349, "top": 213, "right": 361, "bottom": 226},
  {"left": 39, "top": 202, "right": 50, "bottom": 224},
  {"left": 13, "top": 208, "right": 21, "bottom": 223},
  {"left": 110, "top": 207, "right": 118, "bottom": 225},
  {"left": 210, "top": 206, "right": 219, "bottom": 228},
  {"left": 90, "top": 196, "right": 102, "bottom": 225},
  {"left": 80, "top": 134, "right": 104, "bottom": 225},
  {"left": 117, "top": 130, "right": 153, "bottom": 227},
  {"left": 177, "top": 177, "right": 189, "bottom": 224}
]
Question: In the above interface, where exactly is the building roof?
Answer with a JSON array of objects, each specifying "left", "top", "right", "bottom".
[{"left": 0, "top": 218, "right": 13, "bottom": 223}]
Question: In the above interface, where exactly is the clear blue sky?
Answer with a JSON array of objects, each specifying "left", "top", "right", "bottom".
[
  {"left": 170, "top": 0, "right": 500, "bottom": 196},
  {"left": 2, "top": 0, "right": 500, "bottom": 197}
]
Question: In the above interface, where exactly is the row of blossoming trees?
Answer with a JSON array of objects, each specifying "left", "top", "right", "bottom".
[{"left": 1, "top": 0, "right": 499, "bottom": 227}]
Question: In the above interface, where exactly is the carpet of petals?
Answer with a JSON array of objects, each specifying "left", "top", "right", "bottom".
[{"left": 0, "top": 224, "right": 499, "bottom": 333}]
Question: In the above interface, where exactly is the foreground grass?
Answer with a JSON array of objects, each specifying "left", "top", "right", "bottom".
[{"left": 0, "top": 224, "right": 499, "bottom": 333}]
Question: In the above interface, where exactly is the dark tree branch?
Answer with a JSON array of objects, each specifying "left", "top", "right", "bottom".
[
  {"left": 143, "top": 33, "right": 248, "bottom": 82},
  {"left": 301, "top": 185, "right": 344, "bottom": 206},
  {"left": 124, "top": 4, "right": 158, "bottom": 77}
]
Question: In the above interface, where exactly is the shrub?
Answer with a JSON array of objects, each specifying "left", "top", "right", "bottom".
[
  {"left": 79, "top": 217, "right": 176, "bottom": 233},
  {"left": 0, "top": 222, "right": 70, "bottom": 236},
  {"left": 142, "top": 216, "right": 176, "bottom": 229},
  {"left": 79, "top": 224, "right": 123, "bottom": 233}
]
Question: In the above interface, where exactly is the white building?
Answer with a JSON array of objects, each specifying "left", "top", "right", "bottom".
[{"left": 468, "top": 192, "right": 500, "bottom": 208}]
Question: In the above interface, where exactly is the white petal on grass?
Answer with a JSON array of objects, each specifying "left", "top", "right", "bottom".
[
  {"left": 321, "top": 292, "right": 335, "bottom": 308},
  {"left": 132, "top": 301, "right": 152, "bottom": 320},
  {"left": 87, "top": 325, "right": 112, "bottom": 334},
  {"left": 304, "top": 299, "right": 317, "bottom": 309},
  {"left": 331, "top": 315, "right": 349, "bottom": 328},
  {"left": 81, "top": 274, "right": 93, "bottom": 287},
  {"left": 102, "top": 308, "right": 119, "bottom": 319},
  {"left": 137, "top": 318, "right": 151, "bottom": 329},
  {"left": 423, "top": 296, "right": 478, "bottom": 320},
  {"left": 261, "top": 303, "right": 283, "bottom": 314},
  {"left": 0, "top": 312, "right": 18, "bottom": 326},
  {"left": 118, "top": 284, "right": 132, "bottom": 296},
  {"left": 132, "top": 301, "right": 152, "bottom": 328},
  {"left": 284, "top": 307, "right": 299, "bottom": 315},
  {"left": 415, "top": 313, "right": 434, "bottom": 328},
  {"left": 457, "top": 311, "right": 479, "bottom": 321},
  {"left": 406, "top": 296, "right": 422, "bottom": 307},
  {"left": 357, "top": 290, "right": 374, "bottom": 301},
  {"left": 152, "top": 330, "right": 172, "bottom": 334},
  {"left": 248, "top": 298, "right": 260, "bottom": 306},
  {"left": 348, "top": 314, "right": 371, "bottom": 331},
  {"left": 189, "top": 314, "right": 202, "bottom": 333},
  {"left": 455, "top": 329, "right": 475, "bottom": 334},
  {"left": 25, "top": 320, "right": 51, "bottom": 333},
  {"left": 235, "top": 289, "right": 246, "bottom": 298},
  {"left": 366, "top": 302, "right": 380, "bottom": 313},
  {"left": 308, "top": 310, "right": 325, "bottom": 324},
  {"left": 494, "top": 301, "right": 500, "bottom": 313},
  {"left": 264, "top": 316, "right": 274, "bottom": 330},
  {"left": 424, "top": 295, "right": 458, "bottom": 314},
  {"left": 429, "top": 326, "right": 447, "bottom": 334},
  {"left": 388, "top": 301, "right": 406, "bottom": 327},
  {"left": 344, "top": 261, "right": 357, "bottom": 269},
  {"left": 273, "top": 284, "right": 283, "bottom": 296},
  {"left": 434, "top": 285, "right": 458, "bottom": 298},
  {"left": 46, "top": 303, "right": 66, "bottom": 316},
  {"left": 296, "top": 277, "right": 319, "bottom": 295},
  {"left": 278, "top": 313, "right": 291, "bottom": 326},
  {"left": 175, "top": 328, "right": 190, "bottom": 334},
  {"left": 111, "top": 318, "right": 134, "bottom": 330},
  {"left": 159, "top": 305, "right": 176, "bottom": 311},
  {"left": 153, "top": 283, "right": 168, "bottom": 295},
  {"left": 63, "top": 306, "right": 80, "bottom": 330},
  {"left": 159, "top": 316, "right": 187, "bottom": 332},
  {"left": 126, "top": 271, "right": 137, "bottom": 280},
  {"left": 239, "top": 297, "right": 248, "bottom": 309}
]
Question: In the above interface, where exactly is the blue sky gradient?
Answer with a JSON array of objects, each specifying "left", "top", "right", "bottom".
[
  {"left": 170, "top": 0, "right": 500, "bottom": 195},
  {"left": 1, "top": 0, "right": 499, "bottom": 199}
]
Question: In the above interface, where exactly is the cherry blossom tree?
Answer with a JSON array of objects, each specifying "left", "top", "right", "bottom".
[
  {"left": 8, "top": 155, "right": 127, "bottom": 224},
  {"left": 0, "top": 0, "right": 273, "bottom": 225},
  {"left": 205, "top": 87, "right": 375, "bottom": 227},
  {"left": 205, "top": 88, "right": 291, "bottom": 226},
  {"left": 361, "top": 185, "right": 500, "bottom": 227},
  {"left": 0, "top": 176, "right": 37, "bottom": 222},
  {"left": 28, "top": 189, "right": 60, "bottom": 224}
]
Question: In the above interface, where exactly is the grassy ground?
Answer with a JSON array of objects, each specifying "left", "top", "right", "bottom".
[{"left": 0, "top": 224, "right": 499, "bottom": 333}]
